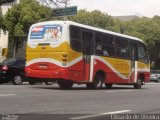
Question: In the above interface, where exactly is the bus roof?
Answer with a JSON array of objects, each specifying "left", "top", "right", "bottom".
[{"left": 31, "top": 20, "right": 144, "bottom": 43}]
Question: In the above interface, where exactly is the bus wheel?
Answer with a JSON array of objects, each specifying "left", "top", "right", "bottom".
[
  {"left": 134, "top": 79, "right": 142, "bottom": 89},
  {"left": 92, "top": 74, "right": 104, "bottom": 89},
  {"left": 105, "top": 84, "right": 112, "bottom": 89},
  {"left": 57, "top": 80, "right": 73, "bottom": 89}
]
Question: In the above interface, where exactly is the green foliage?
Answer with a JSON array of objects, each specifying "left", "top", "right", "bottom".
[
  {"left": 3, "top": 0, "right": 52, "bottom": 39},
  {"left": 2, "top": 0, "right": 52, "bottom": 57},
  {"left": 123, "top": 17, "right": 160, "bottom": 62},
  {"left": 69, "top": 9, "right": 122, "bottom": 33},
  {"left": 0, "top": 7, "right": 2, "bottom": 29}
]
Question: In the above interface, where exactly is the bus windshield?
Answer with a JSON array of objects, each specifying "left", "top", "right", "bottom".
[{"left": 29, "top": 24, "right": 62, "bottom": 45}]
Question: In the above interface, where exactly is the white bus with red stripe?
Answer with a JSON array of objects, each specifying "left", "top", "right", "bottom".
[{"left": 25, "top": 21, "right": 150, "bottom": 89}]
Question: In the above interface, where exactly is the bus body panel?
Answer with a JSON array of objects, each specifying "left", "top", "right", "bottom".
[
  {"left": 25, "top": 21, "right": 150, "bottom": 86},
  {"left": 93, "top": 56, "right": 130, "bottom": 84},
  {"left": 137, "top": 61, "right": 150, "bottom": 83}
]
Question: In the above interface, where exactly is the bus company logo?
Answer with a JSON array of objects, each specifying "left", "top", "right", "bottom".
[{"left": 32, "top": 26, "right": 44, "bottom": 32}]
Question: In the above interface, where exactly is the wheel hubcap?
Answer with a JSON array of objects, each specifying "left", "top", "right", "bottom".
[{"left": 14, "top": 76, "right": 21, "bottom": 84}]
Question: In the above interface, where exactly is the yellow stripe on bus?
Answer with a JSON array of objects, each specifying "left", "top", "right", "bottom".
[{"left": 26, "top": 42, "right": 81, "bottom": 63}]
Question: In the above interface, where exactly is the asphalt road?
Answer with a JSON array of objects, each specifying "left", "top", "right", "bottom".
[{"left": 0, "top": 83, "right": 160, "bottom": 120}]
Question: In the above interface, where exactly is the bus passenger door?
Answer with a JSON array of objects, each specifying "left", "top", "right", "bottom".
[
  {"left": 82, "top": 31, "right": 93, "bottom": 81},
  {"left": 129, "top": 43, "right": 137, "bottom": 83}
]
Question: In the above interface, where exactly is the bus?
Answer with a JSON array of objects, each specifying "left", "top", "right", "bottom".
[{"left": 25, "top": 21, "right": 150, "bottom": 89}]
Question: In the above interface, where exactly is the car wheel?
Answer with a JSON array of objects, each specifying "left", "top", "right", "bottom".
[
  {"left": 45, "top": 82, "right": 53, "bottom": 85},
  {"left": 13, "top": 75, "right": 23, "bottom": 85}
]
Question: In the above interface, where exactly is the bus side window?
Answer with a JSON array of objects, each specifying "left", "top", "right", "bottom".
[
  {"left": 70, "top": 26, "right": 82, "bottom": 52},
  {"left": 103, "top": 47, "right": 109, "bottom": 56},
  {"left": 95, "top": 32, "right": 114, "bottom": 56},
  {"left": 138, "top": 45, "right": 148, "bottom": 63},
  {"left": 116, "top": 47, "right": 129, "bottom": 59},
  {"left": 82, "top": 31, "right": 93, "bottom": 55},
  {"left": 129, "top": 42, "right": 138, "bottom": 61},
  {"left": 96, "top": 44, "right": 103, "bottom": 55},
  {"left": 115, "top": 37, "right": 129, "bottom": 59}
]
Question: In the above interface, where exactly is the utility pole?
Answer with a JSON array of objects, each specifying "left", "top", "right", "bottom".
[{"left": 64, "top": 0, "right": 68, "bottom": 20}]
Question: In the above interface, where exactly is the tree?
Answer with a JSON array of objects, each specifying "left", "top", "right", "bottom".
[
  {"left": 3, "top": 0, "right": 52, "bottom": 57},
  {"left": 0, "top": 7, "right": 2, "bottom": 29},
  {"left": 69, "top": 9, "right": 122, "bottom": 33},
  {"left": 124, "top": 17, "right": 160, "bottom": 63},
  {"left": 4, "top": 0, "right": 52, "bottom": 37}
]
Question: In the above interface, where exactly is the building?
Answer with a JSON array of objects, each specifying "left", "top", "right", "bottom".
[{"left": 0, "top": 0, "right": 19, "bottom": 61}]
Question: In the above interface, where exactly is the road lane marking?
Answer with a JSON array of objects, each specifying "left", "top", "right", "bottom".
[
  {"left": 70, "top": 110, "right": 131, "bottom": 120},
  {"left": 106, "top": 90, "right": 132, "bottom": 93},
  {"left": 0, "top": 94, "right": 17, "bottom": 97}
]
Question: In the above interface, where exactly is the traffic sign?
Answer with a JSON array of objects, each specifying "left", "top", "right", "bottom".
[{"left": 52, "top": 6, "right": 77, "bottom": 17}]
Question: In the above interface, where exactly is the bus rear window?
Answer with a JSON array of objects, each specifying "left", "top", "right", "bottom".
[{"left": 30, "top": 25, "right": 62, "bottom": 45}]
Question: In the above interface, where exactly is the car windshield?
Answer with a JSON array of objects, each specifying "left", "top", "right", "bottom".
[{"left": 0, "top": 59, "right": 16, "bottom": 65}]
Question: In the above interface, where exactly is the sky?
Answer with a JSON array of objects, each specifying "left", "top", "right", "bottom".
[{"left": 70, "top": 0, "right": 160, "bottom": 17}]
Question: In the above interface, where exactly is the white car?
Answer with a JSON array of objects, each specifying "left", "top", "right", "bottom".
[{"left": 150, "top": 70, "right": 160, "bottom": 83}]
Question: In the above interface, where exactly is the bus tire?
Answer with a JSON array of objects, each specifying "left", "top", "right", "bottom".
[
  {"left": 134, "top": 79, "right": 142, "bottom": 89},
  {"left": 92, "top": 73, "right": 104, "bottom": 89},
  {"left": 57, "top": 80, "right": 73, "bottom": 89},
  {"left": 105, "top": 84, "right": 112, "bottom": 89}
]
